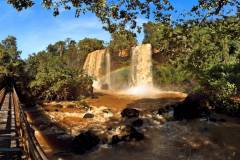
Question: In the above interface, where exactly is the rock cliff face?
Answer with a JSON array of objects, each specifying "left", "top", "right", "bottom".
[{"left": 118, "top": 49, "right": 129, "bottom": 57}]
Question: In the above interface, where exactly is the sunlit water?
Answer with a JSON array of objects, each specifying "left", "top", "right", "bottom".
[
  {"left": 52, "top": 116, "right": 240, "bottom": 160},
  {"left": 120, "top": 85, "right": 161, "bottom": 97}
]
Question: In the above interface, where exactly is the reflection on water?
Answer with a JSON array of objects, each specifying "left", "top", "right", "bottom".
[{"left": 52, "top": 115, "right": 240, "bottom": 160}]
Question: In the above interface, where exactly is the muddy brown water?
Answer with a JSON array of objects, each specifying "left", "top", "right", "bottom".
[{"left": 27, "top": 91, "right": 240, "bottom": 160}]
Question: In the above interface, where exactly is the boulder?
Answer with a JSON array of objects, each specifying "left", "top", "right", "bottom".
[
  {"left": 71, "top": 131, "right": 100, "bottom": 154},
  {"left": 131, "top": 119, "right": 144, "bottom": 127},
  {"left": 111, "top": 135, "right": 122, "bottom": 144},
  {"left": 158, "top": 104, "right": 176, "bottom": 115},
  {"left": 83, "top": 113, "right": 94, "bottom": 119},
  {"left": 121, "top": 108, "right": 140, "bottom": 118},
  {"left": 158, "top": 108, "right": 167, "bottom": 115},
  {"left": 129, "top": 127, "right": 144, "bottom": 141},
  {"left": 174, "top": 93, "right": 211, "bottom": 120}
]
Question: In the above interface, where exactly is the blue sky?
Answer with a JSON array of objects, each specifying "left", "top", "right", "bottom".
[{"left": 0, "top": 0, "right": 197, "bottom": 59}]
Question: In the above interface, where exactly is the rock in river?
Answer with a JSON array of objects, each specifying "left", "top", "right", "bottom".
[
  {"left": 174, "top": 93, "right": 211, "bottom": 120},
  {"left": 83, "top": 113, "right": 94, "bottom": 119},
  {"left": 132, "top": 119, "right": 144, "bottom": 127},
  {"left": 121, "top": 108, "right": 140, "bottom": 118},
  {"left": 128, "top": 127, "right": 144, "bottom": 141},
  {"left": 71, "top": 131, "right": 100, "bottom": 154}
]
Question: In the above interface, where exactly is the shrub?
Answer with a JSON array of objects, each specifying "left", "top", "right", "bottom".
[{"left": 153, "top": 64, "right": 193, "bottom": 87}]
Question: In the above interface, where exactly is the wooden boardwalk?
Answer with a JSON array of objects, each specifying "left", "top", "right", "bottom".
[
  {"left": 0, "top": 87, "right": 48, "bottom": 160},
  {"left": 0, "top": 90, "right": 21, "bottom": 159}
]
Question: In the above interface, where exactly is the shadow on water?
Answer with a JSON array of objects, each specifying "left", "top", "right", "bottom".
[{"left": 25, "top": 106, "right": 72, "bottom": 153}]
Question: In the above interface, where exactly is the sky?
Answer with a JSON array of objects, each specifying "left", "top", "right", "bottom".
[{"left": 0, "top": 0, "right": 197, "bottom": 59}]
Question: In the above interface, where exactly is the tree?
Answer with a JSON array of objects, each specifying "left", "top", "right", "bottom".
[
  {"left": 78, "top": 38, "right": 104, "bottom": 54},
  {"left": 26, "top": 38, "right": 99, "bottom": 101},
  {"left": 109, "top": 30, "right": 137, "bottom": 56},
  {"left": 143, "top": 22, "right": 190, "bottom": 63},
  {"left": 0, "top": 36, "right": 31, "bottom": 102},
  {"left": 47, "top": 41, "right": 66, "bottom": 57},
  {"left": 0, "top": 36, "right": 22, "bottom": 77},
  {"left": 6, "top": 0, "right": 239, "bottom": 32},
  {"left": 29, "top": 53, "right": 93, "bottom": 100},
  {"left": 64, "top": 39, "right": 79, "bottom": 69}
]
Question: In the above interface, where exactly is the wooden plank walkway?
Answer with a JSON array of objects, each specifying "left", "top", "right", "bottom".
[{"left": 0, "top": 92, "right": 21, "bottom": 160}]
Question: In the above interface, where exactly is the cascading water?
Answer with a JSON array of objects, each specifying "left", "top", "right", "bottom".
[
  {"left": 130, "top": 44, "right": 153, "bottom": 87},
  {"left": 104, "top": 51, "right": 111, "bottom": 89},
  {"left": 126, "top": 44, "right": 159, "bottom": 96},
  {"left": 83, "top": 49, "right": 111, "bottom": 89}
]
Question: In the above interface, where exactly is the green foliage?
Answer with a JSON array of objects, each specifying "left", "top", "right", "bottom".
[
  {"left": 27, "top": 38, "right": 97, "bottom": 101},
  {"left": 202, "top": 64, "right": 240, "bottom": 98},
  {"left": 153, "top": 64, "right": 193, "bottom": 86},
  {"left": 109, "top": 30, "right": 137, "bottom": 55},
  {"left": 211, "top": 98, "right": 240, "bottom": 117},
  {"left": 143, "top": 22, "right": 189, "bottom": 62},
  {"left": 29, "top": 54, "right": 93, "bottom": 101},
  {"left": 7, "top": 0, "right": 174, "bottom": 32},
  {"left": 0, "top": 36, "right": 31, "bottom": 103},
  {"left": 7, "top": 0, "right": 239, "bottom": 34},
  {"left": 78, "top": 38, "right": 104, "bottom": 55},
  {"left": 0, "top": 36, "right": 22, "bottom": 77},
  {"left": 145, "top": 16, "right": 240, "bottom": 116}
]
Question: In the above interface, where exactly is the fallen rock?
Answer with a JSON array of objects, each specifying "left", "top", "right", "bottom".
[
  {"left": 83, "top": 113, "right": 94, "bottom": 119},
  {"left": 71, "top": 131, "right": 100, "bottom": 154},
  {"left": 121, "top": 108, "right": 140, "bottom": 118},
  {"left": 174, "top": 93, "right": 211, "bottom": 120}
]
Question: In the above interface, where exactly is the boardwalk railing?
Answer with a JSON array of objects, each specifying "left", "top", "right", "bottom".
[
  {"left": 11, "top": 87, "right": 49, "bottom": 160},
  {"left": 0, "top": 88, "right": 6, "bottom": 106}
]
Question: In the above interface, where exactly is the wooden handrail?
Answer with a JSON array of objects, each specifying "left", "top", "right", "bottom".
[
  {"left": 0, "top": 88, "right": 6, "bottom": 107},
  {"left": 12, "top": 87, "right": 49, "bottom": 160}
]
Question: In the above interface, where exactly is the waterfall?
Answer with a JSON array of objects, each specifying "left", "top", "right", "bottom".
[
  {"left": 105, "top": 51, "right": 111, "bottom": 88},
  {"left": 83, "top": 49, "right": 111, "bottom": 89},
  {"left": 130, "top": 44, "right": 153, "bottom": 87},
  {"left": 124, "top": 44, "right": 159, "bottom": 96}
]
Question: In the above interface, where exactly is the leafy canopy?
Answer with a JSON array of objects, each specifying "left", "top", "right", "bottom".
[
  {"left": 25, "top": 37, "right": 105, "bottom": 100},
  {"left": 6, "top": 0, "right": 240, "bottom": 32}
]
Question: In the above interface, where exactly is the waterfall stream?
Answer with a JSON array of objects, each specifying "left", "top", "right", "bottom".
[
  {"left": 83, "top": 49, "right": 111, "bottom": 89},
  {"left": 130, "top": 44, "right": 153, "bottom": 87}
]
